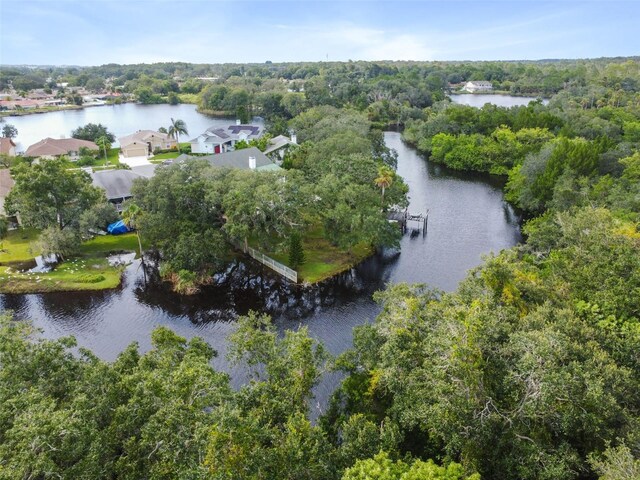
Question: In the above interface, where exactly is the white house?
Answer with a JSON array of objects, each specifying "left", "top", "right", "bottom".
[
  {"left": 462, "top": 81, "right": 493, "bottom": 93},
  {"left": 189, "top": 122, "right": 262, "bottom": 154}
]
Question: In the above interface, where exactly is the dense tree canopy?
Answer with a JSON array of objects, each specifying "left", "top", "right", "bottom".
[
  {"left": 1, "top": 57, "right": 639, "bottom": 479},
  {"left": 5, "top": 159, "right": 104, "bottom": 230},
  {"left": 71, "top": 123, "right": 116, "bottom": 143}
]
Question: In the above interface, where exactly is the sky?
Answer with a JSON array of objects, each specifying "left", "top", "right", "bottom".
[{"left": 0, "top": 0, "right": 638, "bottom": 66}]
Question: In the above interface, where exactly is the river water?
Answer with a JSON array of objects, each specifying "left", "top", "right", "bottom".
[
  {"left": 1, "top": 104, "right": 522, "bottom": 410},
  {"left": 450, "top": 93, "right": 548, "bottom": 108}
]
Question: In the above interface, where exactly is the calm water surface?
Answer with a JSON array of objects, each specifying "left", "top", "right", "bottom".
[
  {"left": 1, "top": 105, "right": 521, "bottom": 410},
  {"left": 6, "top": 103, "right": 261, "bottom": 153},
  {"left": 450, "top": 93, "right": 549, "bottom": 108}
]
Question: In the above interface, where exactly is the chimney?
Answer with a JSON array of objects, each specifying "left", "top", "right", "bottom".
[
  {"left": 236, "top": 119, "right": 241, "bottom": 125},
  {"left": 291, "top": 133, "right": 297, "bottom": 144},
  {"left": 249, "top": 156, "right": 256, "bottom": 170}
]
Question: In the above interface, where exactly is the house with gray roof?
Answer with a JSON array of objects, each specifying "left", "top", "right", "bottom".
[
  {"left": 177, "top": 147, "right": 282, "bottom": 172},
  {"left": 90, "top": 169, "right": 146, "bottom": 210},
  {"left": 189, "top": 122, "right": 262, "bottom": 154},
  {"left": 264, "top": 134, "right": 297, "bottom": 161}
]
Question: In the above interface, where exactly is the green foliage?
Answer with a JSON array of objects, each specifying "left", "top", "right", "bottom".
[
  {"left": 5, "top": 159, "right": 104, "bottom": 231},
  {"left": 1, "top": 123, "right": 18, "bottom": 139},
  {"left": 36, "top": 226, "right": 80, "bottom": 260},
  {"left": 0, "top": 315, "right": 230, "bottom": 479},
  {"left": 206, "top": 312, "right": 334, "bottom": 479},
  {"left": 589, "top": 444, "right": 640, "bottom": 480},
  {"left": 331, "top": 206, "right": 640, "bottom": 480},
  {"left": 71, "top": 123, "right": 115, "bottom": 143},
  {"left": 78, "top": 202, "right": 119, "bottom": 235},
  {"left": 0, "top": 216, "right": 8, "bottom": 241},
  {"left": 288, "top": 230, "right": 305, "bottom": 267},
  {"left": 342, "top": 452, "right": 477, "bottom": 480},
  {"left": 167, "top": 117, "right": 188, "bottom": 146},
  {"left": 134, "top": 86, "right": 163, "bottom": 104}
]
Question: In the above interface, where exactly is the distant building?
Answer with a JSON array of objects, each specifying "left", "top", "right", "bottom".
[
  {"left": 0, "top": 99, "right": 42, "bottom": 110},
  {"left": 0, "top": 138, "right": 17, "bottom": 157},
  {"left": 462, "top": 81, "right": 493, "bottom": 93},
  {"left": 25, "top": 137, "right": 98, "bottom": 160},
  {"left": 189, "top": 122, "right": 262, "bottom": 154},
  {"left": 177, "top": 147, "right": 281, "bottom": 172},
  {"left": 118, "top": 130, "right": 177, "bottom": 158}
]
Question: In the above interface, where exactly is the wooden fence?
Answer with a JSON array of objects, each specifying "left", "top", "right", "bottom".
[{"left": 234, "top": 241, "right": 298, "bottom": 283}]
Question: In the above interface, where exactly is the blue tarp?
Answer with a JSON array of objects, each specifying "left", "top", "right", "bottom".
[{"left": 107, "top": 220, "right": 130, "bottom": 235}]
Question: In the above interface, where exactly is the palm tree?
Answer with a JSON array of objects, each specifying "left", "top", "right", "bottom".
[
  {"left": 374, "top": 166, "right": 394, "bottom": 207},
  {"left": 121, "top": 203, "right": 144, "bottom": 263},
  {"left": 95, "top": 136, "right": 111, "bottom": 165},
  {"left": 167, "top": 118, "right": 188, "bottom": 152}
]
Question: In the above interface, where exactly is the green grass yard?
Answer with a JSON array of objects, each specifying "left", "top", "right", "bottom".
[
  {"left": 0, "top": 258, "right": 124, "bottom": 294},
  {"left": 249, "top": 226, "right": 374, "bottom": 284},
  {"left": 0, "top": 228, "right": 41, "bottom": 264},
  {"left": 0, "top": 230, "right": 140, "bottom": 293}
]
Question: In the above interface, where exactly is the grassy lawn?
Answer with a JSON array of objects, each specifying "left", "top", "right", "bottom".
[
  {"left": 0, "top": 258, "right": 123, "bottom": 294},
  {"left": 106, "top": 147, "right": 121, "bottom": 166},
  {"left": 0, "top": 228, "right": 41, "bottom": 265},
  {"left": 79, "top": 232, "right": 142, "bottom": 256},
  {"left": 151, "top": 144, "right": 191, "bottom": 161},
  {"left": 0, "top": 257, "right": 123, "bottom": 293},
  {"left": 248, "top": 226, "right": 374, "bottom": 284},
  {"left": 0, "top": 230, "right": 140, "bottom": 293},
  {"left": 151, "top": 152, "right": 181, "bottom": 161},
  {"left": 177, "top": 93, "right": 199, "bottom": 104}
]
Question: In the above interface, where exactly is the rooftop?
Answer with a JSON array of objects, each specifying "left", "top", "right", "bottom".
[
  {"left": 178, "top": 147, "right": 281, "bottom": 171},
  {"left": 0, "top": 168, "right": 15, "bottom": 198},
  {"left": 118, "top": 130, "right": 172, "bottom": 147},
  {"left": 90, "top": 169, "right": 146, "bottom": 201},
  {"left": 0, "top": 138, "right": 17, "bottom": 155},
  {"left": 25, "top": 137, "right": 98, "bottom": 157}
]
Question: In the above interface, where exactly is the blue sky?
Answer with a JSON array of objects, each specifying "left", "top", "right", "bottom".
[{"left": 1, "top": 1, "right": 638, "bottom": 65}]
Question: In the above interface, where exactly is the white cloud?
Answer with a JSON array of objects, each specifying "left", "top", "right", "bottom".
[{"left": 267, "top": 21, "right": 434, "bottom": 61}]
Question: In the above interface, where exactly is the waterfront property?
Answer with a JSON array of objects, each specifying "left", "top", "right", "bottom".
[
  {"left": 462, "top": 81, "right": 493, "bottom": 93},
  {"left": 90, "top": 169, "right": 146, "bottom": 211},
  {"left": 189, "top": 122, "right": 262, "bottom": 154},
  {"left": 177, "top": 147, "right": 282, "bottom": 171},
  {"left": 118, "top": 130, "right": 177, "bottom": 158},
  {"left": 24, "top": 137, "right": 98, "bottom": 160}
]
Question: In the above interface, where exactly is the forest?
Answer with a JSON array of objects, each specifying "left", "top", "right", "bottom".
[{"left": 1, "top": 57, "right": 639, "bottom": 479}]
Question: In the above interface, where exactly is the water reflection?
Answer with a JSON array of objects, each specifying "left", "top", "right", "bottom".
[{"left": 0, "top": 131, "right": 521, "bottom": 406}]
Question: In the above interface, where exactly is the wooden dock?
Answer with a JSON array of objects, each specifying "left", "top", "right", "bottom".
[{"left": 388, "top": 209, "right": 429, "bottom": 236}]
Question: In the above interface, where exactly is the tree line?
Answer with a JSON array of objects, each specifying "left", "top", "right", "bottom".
[{"left": 1, "top": 58, "right": 639, "bottom": 479}]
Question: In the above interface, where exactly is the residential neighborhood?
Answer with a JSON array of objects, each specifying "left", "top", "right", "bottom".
[{"left": 0, "top": 117, "right": 285, "bottom": 223}]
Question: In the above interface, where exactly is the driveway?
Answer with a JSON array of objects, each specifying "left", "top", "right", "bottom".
[{"left": 119, "top": 154, "right": 151, "bottom": 167}]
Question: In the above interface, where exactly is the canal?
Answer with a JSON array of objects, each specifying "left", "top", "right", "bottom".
[{"left": 1, "top": 105, "right": 522, "bottom": 411}]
